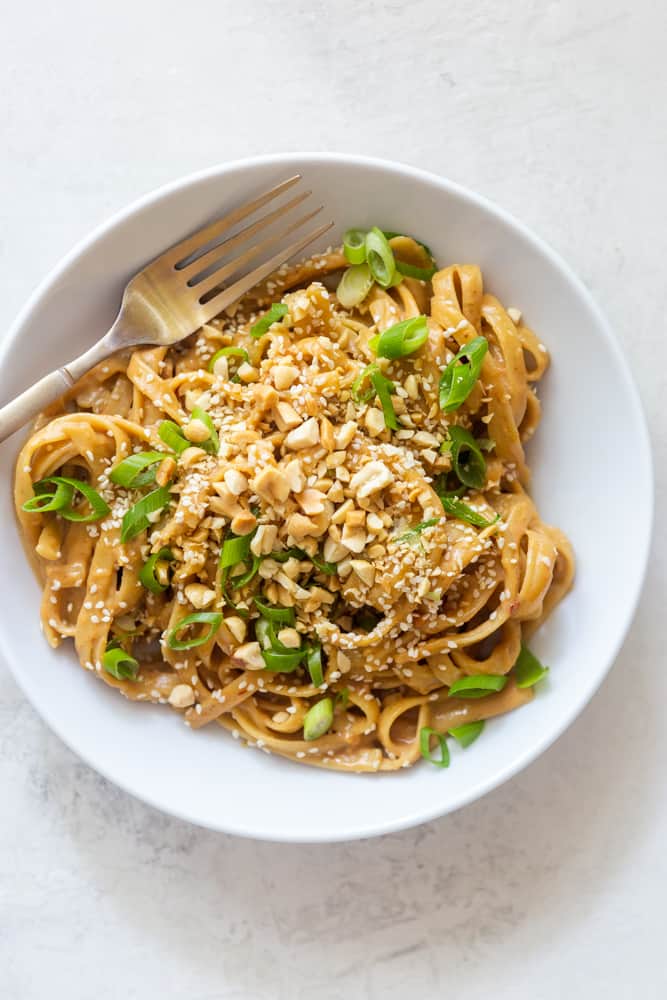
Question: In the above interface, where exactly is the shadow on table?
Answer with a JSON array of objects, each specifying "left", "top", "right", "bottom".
[{"left": 53, "top": 572, "right": 659, "bottom": 998}]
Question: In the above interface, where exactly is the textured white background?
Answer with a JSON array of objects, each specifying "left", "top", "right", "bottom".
[{"left": 1, "top": 1, "right": 666, "bottom": 997}]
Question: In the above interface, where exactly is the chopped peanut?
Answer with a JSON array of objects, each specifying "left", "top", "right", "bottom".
[
  {"left": 350, "top": 559, "right": 375, "bottom": 587},
  {"left": 277, "top": 627, "right": 301, "bottom": 649},
  {"left": 225, "top": 616, "right": 247, "bottom": 643},
  {"left": 251, "top": 524, "right": 278, "bottom": 557},
  {"left": 184, "top": 583, "right": 216, "bottom": 609},
  {"left": 155, "top": 456, "right": 177, "bottom": 487},
  {"left": 333, "top": 421, "right": 357, "bottom": 449},
  {"left": 231, "top": 510, "right": 257, "bottom": 536},
  {"left": 285, "top": 417, "right": 320, "bottom": 450},
  {"left": 297, "top": 488, "right": 326, "bottom": 516},
  {"left": 272, "top": 364, "right": 299, "bottom": 390},
  {"left": 184, "top": 418, "right": 211, "bottom": 444},
  {"left": 364, "top": 407, "right": 385, "bottom": 437},
  {"left": 349, "top": 461, "right": 394, "bottom": 498},
  {"left": 253, "top": 466, "right": 290, "bottom": 505},
  {"left": 237, "top": 362, "right": 259, "bottom": 382},
  {"left": 286, "top": 512, "right": 319, "bottom": 541},
  {"left": 168, "top": 684, "right": 195, "bottom": 708},
  {"left": 273, "top": 401, "right": 302, "bottom": 431},
  {"left": 233, "top": 642, "right": 265, "bottom": 670}
]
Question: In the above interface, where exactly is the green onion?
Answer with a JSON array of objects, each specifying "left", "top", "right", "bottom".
[
  {"left": 351, "top": 363, "right": 378, "bottom": 404},
  {"left": 514, "top": 645, "right": 549, "bottom": 688},
  {"left": 303, "top": 697, "right": 334, "bottom": 740},
  {"left": 419, "top": 727, "right": 450, "bottom": 768},
  {"left": 307, "top": 643, "right": 324, "bottom": 686},
  {"left": 23, "top": 476, "right": 110, "bottom": 523},
  {"left": 448, "top": 674, "right": 507, "bottom": 699},
  {"left": 441, "top": 496, "right": 497, "bottom": 528},
  {"left": 336, "top": 263, "right": 373, "bottom": 309},
  {"left": 22, "top": 478, "right": 74, "bottom": 514},
  {"left": 102, "top": 645, "right": 139, "bottom": 681},
  {"left": 449, "top": 720, "right": 485, "bottom": 748},
  {"left": 395, "top": 260, "right": 437, "bottom": 281},
  {"left": 138, "top": 547, "right": 174, "bottom": 594},
  {"left": 120, "top": 486, "right": 171, "bottom": 542},
  {"left": 252, "top": 597, "right": 296, "bottom": 626},
  {"left": 158, "top": 420, "right": 190, "bottom": 455},
  {"left": 165, "top": 611, "right": 222, "bottom": 650},
  {"left": 190, "top": 406, "right": 219, "bottom": 455},
  {"left": 335, "top": 687, "right": 350, "bottom": 709},
  {"left": 396, "top": 517, "right": 440, "bottom": 545},
  {"left": 382, "top": 231, "right": 434, "bottom": 257},
  {"left": 365, "top": 227, "right": 396, "bottom": 288},
  {"left": 208, "top": 346, "right": 249, "bottom": 376},
  {"left": 369, "top": 316, "right": 429, "bottom": 359},
  {"left": 261, "top": 648, "right": 304, "bottom": 672},
  {"left": 109, "top": 451, "right": 166, "bottom": 488},
  {"left": 230, "top": 555, "right": 261, "bottom": 589},
  {"left": 310, "top": 553, "right": 337, "bottom": 575},
  {"left": 220, "top": 529, "right": 255, "bottom": 569},
  {"left": 343, "top": 228, "right": 367, "bottom": 265},
  {"left": 447, "top": 426, "right": 487, "bottom": 489},
  {"left": 250, "top": 302, "right": 288, "bottom": 339},
  {"left": 439, "top": 336, "right": 488, "bottom": 412},
  {"left": 370, "top": 368, "right": 399, "bottom": 430},
  {"left": 270, "top": 546, "right": 336, "bottom": 575}
]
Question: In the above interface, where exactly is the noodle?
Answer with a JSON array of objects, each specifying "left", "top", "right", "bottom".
[{"left": 14, "top": 236, "right": 574, "bottom": 772}]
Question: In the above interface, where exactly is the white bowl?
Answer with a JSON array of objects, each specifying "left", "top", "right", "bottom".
[{"left": 0, "top": 154, "right": 652, "bottom": 842}]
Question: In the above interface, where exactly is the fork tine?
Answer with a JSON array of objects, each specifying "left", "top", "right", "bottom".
[
  {"left": 163, "top": 174, "right": 302, "bottom": 269},
  {"left": 194, "top": 220, "right": 334, "bottom": 326},
  {"left": 182, "top": 189, "right": 312, "bottom": 282},
  {"left": 190, "top": 206, "right": 324, "bottom": 300}
]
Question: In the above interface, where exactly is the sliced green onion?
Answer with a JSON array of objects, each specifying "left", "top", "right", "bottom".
[
  {"left": 441, "top": 497, "right": 497, "bottom": 528},
  {"left": 208, "top": 346, "right": 249, "bottom": 376},
  {"left": 439, "top": 336, "right": 488, "bottom": 412},
  {"left": 370, "top": 368, "right": 399, "bottom": 430},
  {"left": 303, "top": 697, "right": 334, "bottom": 740},
  {"left": 190, "top": 406, "right": 219, "bottom": 455},
  {"left": 449, "top": 720, "right": 485, "bottom": 748},
  {"left": 396, "top": 517, "right": 440, "bottom": 545},
  {"left": 23, "top": 476, "right": 110, "bottom": 523},
  {"left": 307, "top": 643, "right": 324, "bottom": 686},
  {"left": 343, "top": 228, "right": 367, "bottom": 265},
  {"left": 365, "top": 227, "right": 396, "bottom": 288},
  {"left": 395, "top": 260, "right": 437, "bottom": 281},
  {"left": 220, "top": 571, "right": 249, "bottom": 618},
  {"left": 514, "top": 645, "right": 549, "bottom": 688},
  {"left": 382, "top": 231, "right": 434, "bottom": 257},
  {"left": 351, "top": 363, "right": 378, "bottom": 404},
  {"left": 252, "top": 597, "right": 296, "bottom": 626},
  {"left": 102, "top": 645, "right": 139, "bottom": 681},
  {"left": 120, "top": 486, "right": 171, "bottom": 542},
  {"left": 230, "top": 554, "right": 261, "bottom": 589},
  {"left": 448, "top": 674, "right": 507, "bottom": 699},
  {"left": 433, "top": 472, "right": 465, "bottom": 500},
  {"left": 369, "top": 316, "right": 429, "bottom": 359},
  {"left": 22, "top": 478, "right": 74, "bottom": 514},
  {"left": 250, "top": 302, "right": 288, "bottom": 339},
  {"left": 336, "top": 262, "right": 373, "bottom": 309},
  {"left": 310, "top": 553, "right": 337, "bottom": 575},
  {"left": 158, "top": 420, "right": 190, "bottom": 455},
  {"left": 261, "top": 648, "right": 304, "bottom": 672},
  {"left": 109, "top": 451, "right": 165, "bottom": 488},
  {"left": 255, "top": 617, "right": 272, "bottom": 650},
  {"left": 138, "top": 547, "right": 174, "bottom": 594},
  {"left": 165, "top": 611, "right": 222, "bottom": 650},
  {"left": 220, "top": 529, "right": 255, "bottom": 570},
  {"left": 419, "top": 727, "right": 450, "bottom": 768},
  {"left": 447, "top": 426, "right": 487, "bottom": 489}
]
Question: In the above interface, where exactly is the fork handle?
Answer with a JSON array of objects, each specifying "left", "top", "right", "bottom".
[{"left": 0, "top": 339, "right": 113, "bottom": 443}]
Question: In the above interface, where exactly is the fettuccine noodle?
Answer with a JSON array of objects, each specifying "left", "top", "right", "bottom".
[{"left": 14, "top": 234, "right": 574, "bottom": 772}]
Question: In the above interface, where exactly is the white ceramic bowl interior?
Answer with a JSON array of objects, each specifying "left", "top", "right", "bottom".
[{"left": 0, "top": 154, "right": 652, "bottom": 842}]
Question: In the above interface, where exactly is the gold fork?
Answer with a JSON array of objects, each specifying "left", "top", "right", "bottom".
[{"left": 0, "top": 175, "right": 332, "bottom": 442}]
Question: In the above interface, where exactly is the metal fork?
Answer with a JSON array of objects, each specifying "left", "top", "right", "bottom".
[{"left": 0, "top": 175, "right": 333, "bottom": 442}]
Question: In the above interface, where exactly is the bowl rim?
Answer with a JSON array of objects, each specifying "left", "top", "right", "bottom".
[{"left": 0, "top": 152, "right": 654, "bottom": 842}]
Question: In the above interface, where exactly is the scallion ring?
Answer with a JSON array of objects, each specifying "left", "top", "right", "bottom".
[
  {"left": 250, "top": 302, "right": 288, "bottom": 339},
  {"left": 448, "top": 426, "right": 487, "bottom": 489},
  {"left": 208, "top": 346, "right": 249, "bottom": 377},
  {"left": 365, "top": 227, "right": 396, "bottom": 288},
  {"left": 440, "top": 496, "right": 498, "bottom": 528},
  {"left": 439, "top": 336, "right": 488, "bottom": 412},
  {"left": 395, "top": 260, "right": 437, "bottom": 281},
  {"left": 230, "top": 554, "right": 261, "bottom": 589},
  {"left": 449, "top": 720, "right": 485, "bottom": 748},
  {"left": 102, "top": 645, "right": 139, "bottom": 681},
  {"left": 23, "top": 476, "right": 110, "bottom": 523},
  {"left": 158, "top": 420, "right": 190, "bottom": 455},
  {"left": 252, "top": 597, "right": 296, "bottom": 626},
  {"left": 138, "top": 547, "right": 175, "bottom": 594},
  {"left": 396, "top": 517, "right": 440, "bottom": 545},
  {"left": 190, "top": 406, "right": 219, "bottom": 455},
  {"left": 419, "top": 727, "right": 450, "bottom": 768},
  {"left": 220, "top": 529, "right": 256, "bottom": 570},
  {"left": 370, "top": 367, "right": 399, "bottom": 430},
  {"left": 343, "top": 228, "right": 367, "bottom": 265},
  {"left": 448, "top": 674, "right": 507, "bottom": 699},
  {"left": 120, "top": 486, "right": 172, "bottom": 542},
  {"left": 261, "top": 648, "right": 304, "bottom": 672},
  {"left": 514, "top": 645, "right": 549, "bottom": 688},
  {"left": 109, "top": 451, "right": 166, "bottom": 488},
  {"left": 369, "top": 316, "right": 429, "bottom": 359},
  {"left": 336, "top": 263, "right": 373, "bottom": 309},
  {"left": 165, "top": 611, "right": 223, "bottom": 651},
  {"left": 303, "top": 697, "right": 334, "bottom": 740},
  {"left": 351, "top": 362, "right": 378, "bottom": 404},
  {"left": 307, "top": 643, "right": 324, "bottom": 686}
]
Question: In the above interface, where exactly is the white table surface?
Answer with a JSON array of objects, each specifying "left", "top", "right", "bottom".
[{"left": 1, "top": 2, "right": 665, "bottom": 997}]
